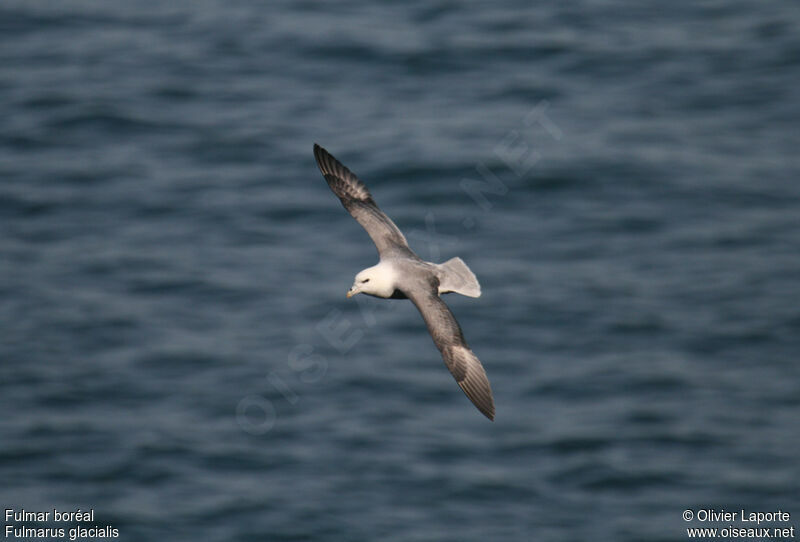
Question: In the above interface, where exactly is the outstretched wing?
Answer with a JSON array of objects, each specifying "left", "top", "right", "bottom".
[
  {"left": 314, "top": 144, "right": 410, "bottom": 257},
  {"left": 406, "top": 286, "right": 495, "bottom": 420}
]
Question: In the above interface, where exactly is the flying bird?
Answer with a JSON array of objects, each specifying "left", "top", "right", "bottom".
[{"left": 313, "top": 144, "right": 495, "bottom": 420}]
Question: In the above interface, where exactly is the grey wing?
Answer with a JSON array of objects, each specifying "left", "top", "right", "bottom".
[
  {"left": 406, "top": 286, "right": 495, "bottom": 420},
  {"left": 314, "top": 144, "right": 409, "bottom": 257}
]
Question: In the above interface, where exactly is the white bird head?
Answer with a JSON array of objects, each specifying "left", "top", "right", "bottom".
[{"left": 347, "top": 262, "right": 396, "bottom": 299}]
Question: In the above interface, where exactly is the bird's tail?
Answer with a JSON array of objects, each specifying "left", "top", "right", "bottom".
[{"left": 436, "top": 257, "right": 481, "bottom": 298}]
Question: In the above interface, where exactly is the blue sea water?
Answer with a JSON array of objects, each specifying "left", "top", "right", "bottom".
[{"left": 1, "top": 1, "right": 799, "bottom": 540}]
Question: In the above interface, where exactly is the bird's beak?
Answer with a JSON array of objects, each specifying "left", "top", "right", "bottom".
[{"left": 346, "top": 287, "right": 357, "bottom": 298}]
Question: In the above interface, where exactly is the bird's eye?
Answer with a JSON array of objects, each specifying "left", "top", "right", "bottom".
[{"left": 362, "top": 278, "right": 370, "bottom": 283}]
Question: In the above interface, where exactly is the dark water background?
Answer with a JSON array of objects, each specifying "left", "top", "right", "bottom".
[{"left": 2, "top": 1, "right": 799, "bottom": 540}]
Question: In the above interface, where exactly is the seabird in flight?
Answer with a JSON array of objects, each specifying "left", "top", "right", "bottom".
[{"left": 313, "top": 144, "right": 495, "bottom": 420}]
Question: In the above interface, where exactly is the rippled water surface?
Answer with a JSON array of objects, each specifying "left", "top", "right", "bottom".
[{"left": 2, "top": 1, "right": 799, "bottom": 540}]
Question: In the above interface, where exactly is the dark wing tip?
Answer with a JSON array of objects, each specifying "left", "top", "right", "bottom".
[
  {"left": 461, "top": 380, "right": 495, "bottom": 421},
  {"left": 444, "top": 345, "right": 495, "bottom": 421},
  {"left": 312, "top": 143, "right": 373, "bottom": 203},
  {"left": 313, "top": 143, "right": 334, "bottom": 176},
  {"left": 483, "top": 398, "right": 496, "bottom": 421}
]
